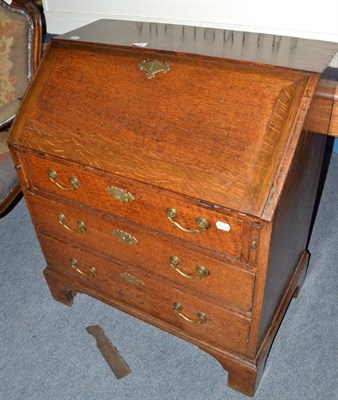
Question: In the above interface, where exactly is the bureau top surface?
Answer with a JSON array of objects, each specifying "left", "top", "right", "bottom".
[
  {"left": 58, "top": 20, "right": 338, "bottom": 73},
  {"left": 10, "top": 35, "right": 316, "bottom": 219}
]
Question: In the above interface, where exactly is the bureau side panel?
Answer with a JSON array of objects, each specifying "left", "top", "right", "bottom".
[
  {"left": 329, "top": 87, "right": 338, "bottom": 137},
  {"left": 255, "top": 128, "right": 327, "bottom": 351}
]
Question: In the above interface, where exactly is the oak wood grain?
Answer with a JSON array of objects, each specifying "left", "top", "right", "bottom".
[
  {"left": 25, "top": 164, "right": 246, "bottom": 260},
  {"left": 7, "top": 20, "right": 338, "bottom": 397},
  {"left": 10, "top": 41, "right": 314, "bottom": 218},
  {"left": 44, "top": 266, "right": 259, "bottom": 394},
  {"left": 250, "top": 127, "right": 327, "bottom": 356},
  {"left": 39, "top": 231, "right": 255, "bottom": 315},
  {"left": 329, "top": 86, "right": 338, "bottom": 136},
  {"left": 43, "top": 244, "right": 250, "bottom": 356}
]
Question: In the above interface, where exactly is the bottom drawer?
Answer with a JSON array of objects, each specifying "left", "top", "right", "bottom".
[{"left": 40, "top": 234, "right": 250, "bottom": 356}]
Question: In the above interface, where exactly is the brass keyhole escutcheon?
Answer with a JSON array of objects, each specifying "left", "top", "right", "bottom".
[{"left": 138, "top": 59, "right": 170, "bottom": 79}]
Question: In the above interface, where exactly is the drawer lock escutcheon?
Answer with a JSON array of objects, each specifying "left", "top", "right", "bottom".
[
  {"left": 111, "top": 229, "right": 138, "bottom": 244},
  {"left": 169, "top": 256, "right": 209, "bottom": 280},
  {"left": 173, "top": 302, "right": 208, "bottom": 324},
  {"left": 57, "top": 212, "right": 87, "bottom": 234},
  {"left": 138, "top": 59, "right": 170, "bottom": 79},
  {"left": 119, "top": 272, "right": 144, "bottom": 287},
  {"left": 48, "top": 169, "right": 80, "bottom": 191},
  {"left": 105, "top": 186, "right": 135, "bottom": 203},
  {"left": 166, "top": 207, "right": 210, "bottom": 233},
  {"left": 70, "top": 258, "right": 97, "bottom": 277}
]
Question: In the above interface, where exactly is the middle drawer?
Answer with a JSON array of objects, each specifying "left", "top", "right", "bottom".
[{"left": 27, "top": 191, "right": 254, "bottom": 314}]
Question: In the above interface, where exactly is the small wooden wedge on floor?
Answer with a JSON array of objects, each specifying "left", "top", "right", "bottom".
[{"left": 86, "top": 325, "right": 131, "bottom": 379}]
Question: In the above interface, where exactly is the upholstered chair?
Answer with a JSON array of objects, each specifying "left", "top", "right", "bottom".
[{"left": 0, "top": 0, "right": 42, "bottom": 215}]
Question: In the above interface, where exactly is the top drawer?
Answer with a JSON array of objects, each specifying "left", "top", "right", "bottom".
[{"left": 25, "top": 154, "right": 250, "bottom": 261}]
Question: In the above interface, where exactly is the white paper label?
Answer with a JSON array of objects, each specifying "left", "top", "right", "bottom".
[
  {"left": 4, "top": 0, "right": 12, "bottom": 5},
  {"left": 216, "top": 221, "right": 231, "bottom": 232},
  {"left": 132, "top": 42, "right": 148, "bottom": 47}
]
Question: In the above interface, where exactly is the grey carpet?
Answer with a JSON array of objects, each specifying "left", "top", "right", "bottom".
[{"left": 0, "top": 154, "right": 337, "bottom": 400}]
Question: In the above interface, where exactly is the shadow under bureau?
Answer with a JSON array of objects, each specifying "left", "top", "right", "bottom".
[{"left": 8, "top": 20, "right": 338, "bottom": 396}]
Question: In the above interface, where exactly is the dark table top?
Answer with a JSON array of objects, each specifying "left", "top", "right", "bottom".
[{"left": 57, "top": 19, "right": 338, "bottom": 74}]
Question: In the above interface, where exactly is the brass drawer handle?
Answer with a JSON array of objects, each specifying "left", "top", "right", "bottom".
[
  {"left": 173, "top": 302, "right": 208, "bottom": 324},
  {"left": 105, "top": 186, "right": 135, "bottom": 203},
  {"left": 166, "top": 208, "right": 210, "bottom": 233},
  {"left": 57, "top": 212, "right": 87, "bottom": 234},
  {"left": 48, "top": 169, "right": 79, "bottom": 191},
  {"left": 169, "top": 256, "right": 209, "bottom": 280},
  {"left": 70, "top": 258, "right": 96, "bottom": 277}
]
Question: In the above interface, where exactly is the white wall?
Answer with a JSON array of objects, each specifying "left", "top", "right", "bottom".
[{"left": 43, "top": 0, "right": 338, "bottom": 42}]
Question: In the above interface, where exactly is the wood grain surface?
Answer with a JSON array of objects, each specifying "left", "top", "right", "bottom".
[
  {"left": 7, "top": 20, "right": 338, "bottom": 397},
  {"left": 329, "top": 86, "right": 338, "bottom": 136},
  {"left": 25, "top": 189, "right": 251, "bottom": 287},
  {"left": 39, "top": 233, "right": 255, "bottom": 314},
  {"left": 41, "top": 237, "right": 250, "bottom": 356},
  {"left": 11, "top": 41, "right": 313, "bottom": 218},
  {"left": 25, "top": 159, "right": 246, "bottom": 259}
]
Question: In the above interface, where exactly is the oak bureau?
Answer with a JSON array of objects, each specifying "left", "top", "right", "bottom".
[{"left": 8, "top": 20, "right": 338, "bottom": 396}]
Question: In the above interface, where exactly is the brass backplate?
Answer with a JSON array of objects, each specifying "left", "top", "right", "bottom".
[
  {"left": 105, "top": 186, "right": 135, "bottom": 203},
  {"left": 111, "top": 229, "right": 138, "bottom": 244},
  {"left": 119, "top": 272, "right": 144, "bottom": 287}
]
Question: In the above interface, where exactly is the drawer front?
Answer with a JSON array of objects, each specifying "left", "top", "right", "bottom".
[
  {"left": 26, "top": 154, "right": 244, "bottom": 260},
  {"left": 40, "top": 235, "right": 250, "bottom": 355},
  {"left": 28, "top": 192, "right": 254, "bottom": 313}
]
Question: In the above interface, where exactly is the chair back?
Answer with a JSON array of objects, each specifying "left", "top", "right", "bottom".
[{"left": 0, "top": 0, "right": 42, "bottom": 129}]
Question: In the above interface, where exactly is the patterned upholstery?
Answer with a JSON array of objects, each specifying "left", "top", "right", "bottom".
[
  {"left": 0, "top": 0, "right": 42, "bottom": 214},
  {"left": 0, "top": 5, "right": 28, "bottom": 128},
  {"left": 0, "top": 129, "right": 18, "bottom": 207}
]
